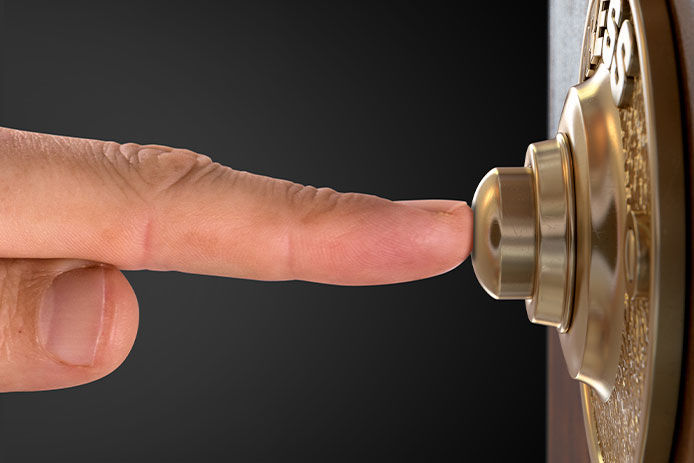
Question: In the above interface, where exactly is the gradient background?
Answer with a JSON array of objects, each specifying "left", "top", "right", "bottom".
[{"left": 0, "top": 1, "right": 547, "bottom": 461}]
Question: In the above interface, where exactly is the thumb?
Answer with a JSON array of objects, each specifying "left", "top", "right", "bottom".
[{"left": 0, "top": 259, "right": 138, "bottom": 392}]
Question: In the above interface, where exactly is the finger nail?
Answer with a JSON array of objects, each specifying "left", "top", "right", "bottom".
[
  {"left": 39, "top": 267, "right": 106, "bottom": 366},
  {"left": 395, "top": 199, "right": 469, "bottom": 214}
]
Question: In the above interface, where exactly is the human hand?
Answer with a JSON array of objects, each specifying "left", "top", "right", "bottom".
[{"left": 0, "top": 126, "right": 472, "bottom": 392}]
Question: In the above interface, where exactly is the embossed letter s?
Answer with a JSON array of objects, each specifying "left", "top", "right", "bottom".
[
  {"left": 610, "top": 19, "right": 638, "bottom": 107},
  {"left": 603, "top": 0, "right": 623, "bottom": 68}
]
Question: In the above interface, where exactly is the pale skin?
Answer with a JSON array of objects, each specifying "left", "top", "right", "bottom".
[{"left": 0, "top": 126, "right": 473, "bottom": 392}]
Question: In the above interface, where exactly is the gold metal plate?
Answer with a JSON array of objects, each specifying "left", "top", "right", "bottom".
[{"left": 578, "top": 0, "right": 685, "bottom": 461}]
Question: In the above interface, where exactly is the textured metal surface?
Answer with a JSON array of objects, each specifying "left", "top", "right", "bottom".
[
  {"left": 585, "top": 75, "right": 651, "bottom": 463},
  {"left": 548, "top": 1, "right": 685, "bottom": 461},
  {"left": 589, "top": 296, "right": 648, "bottom": 462},
  {"left": 579, "top": 9, "right": 648, "bottom": 463},
  {"left": 584, "top": 79, "right": 649, "bottom": 458},
  {"left": 577, "top": 1, "right": 686, "bottom": 462}
]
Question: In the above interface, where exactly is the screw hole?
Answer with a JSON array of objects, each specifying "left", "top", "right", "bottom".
[{"left": 490, "top": 218, "right": 501, "bottom": 250}]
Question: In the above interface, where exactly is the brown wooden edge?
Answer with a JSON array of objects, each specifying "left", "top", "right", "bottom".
[
  {"left": 668, "top": 0, "right": 694, "bottom": 461},
  {"left": 547, "top": 329, "right": 591, "bottom": 462}
]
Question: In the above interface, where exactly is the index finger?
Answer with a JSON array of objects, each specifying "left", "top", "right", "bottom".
[{"left": 0, "top": 127, "right": 472, "bottom": 285}]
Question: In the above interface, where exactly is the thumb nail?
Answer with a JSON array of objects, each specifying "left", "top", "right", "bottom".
[{"left": 39, "top": 267, "right": 106, "bottom": 366}]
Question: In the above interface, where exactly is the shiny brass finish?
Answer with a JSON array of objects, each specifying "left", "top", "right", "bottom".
[
  {"left": 473, "top": 0, "right": 685, "bottom": 459},
  {"left": 524, "top": 136, "right": 575, "bottom": 332},
  {"left": 472, "top": 167, "right": 536, "bottom": 300},
  {"left": 556, "top": 64, "right": 625, "bottom": 402},
  {"left": 578, "top": 0, "right": 685, "bottom": 462},
  {"left": 472, "top": 62, "right": 626, "bottom": 400},
  {"left": 471, "top": 135, "right": 574, "bottom": 330}
]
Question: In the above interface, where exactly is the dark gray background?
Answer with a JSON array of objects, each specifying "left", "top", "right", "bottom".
[{"left": 0, "top": 1, "right": 547, "bottom": 461}]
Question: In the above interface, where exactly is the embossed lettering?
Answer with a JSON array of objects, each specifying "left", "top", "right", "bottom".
[
  {"left": 603, "top": 0, "right": 624, "bottom": 69},
  {"left": 610, "top": 19, "right": 638, "bottom": 107}
]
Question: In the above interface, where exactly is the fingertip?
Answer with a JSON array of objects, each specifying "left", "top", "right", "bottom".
[
  {"left": 400, "top": 200, "right": 473, "bottom": 278},
  {"left": 447, "top": 201, "right": 474, "bottom": 263},
  {"left": 291, "top": 198, "right": 473, "bottom": 285}
]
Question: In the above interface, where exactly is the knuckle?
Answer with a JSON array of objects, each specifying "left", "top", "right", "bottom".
[
  {"left": 279, "top": 182, "right": 378, "bottom": 228},
  {"left": 100, "top": 141, "right": 216, "bottom": 202},
  {"left": 97, "top": 141, "right": 224, "bottom": 269},
  {"left": 283, "top": 183, "right": 343, "bottom": 223}
]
